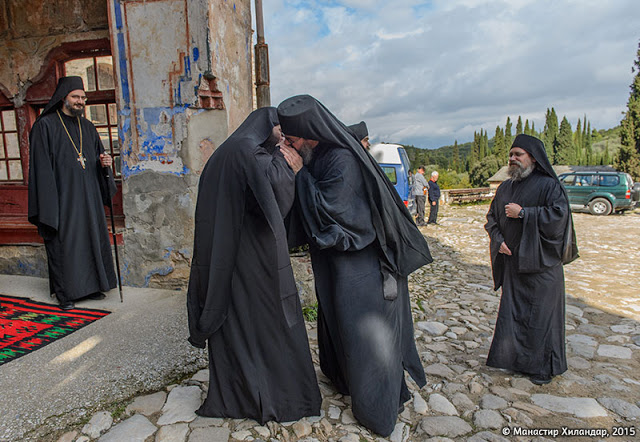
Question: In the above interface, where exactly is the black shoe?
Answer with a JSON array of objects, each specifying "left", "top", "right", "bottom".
[
  {"left": 86, "top": 292, "right": 106, "bottom": 300},
  {"left": 530, "top": 375, "right": 552, "bottom": 385},
  {"left": 59, "top": 301, "right": 75, "bottom": 310}
]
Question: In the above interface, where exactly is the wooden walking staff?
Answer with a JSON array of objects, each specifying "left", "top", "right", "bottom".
[{"left": 103, "top": 165, "right": 124, "bottom": 302}]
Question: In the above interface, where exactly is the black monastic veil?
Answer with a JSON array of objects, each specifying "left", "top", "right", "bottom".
[
  {"left": 278, "top": 95, "right": 432, "bottom": 436},
  {"left": 187, "top": 107, "right": 321, "bottom": 423}
]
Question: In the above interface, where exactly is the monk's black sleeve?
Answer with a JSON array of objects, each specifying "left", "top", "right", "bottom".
[{"left": 295, "top": 148, "right": 375, "bottom": 252}]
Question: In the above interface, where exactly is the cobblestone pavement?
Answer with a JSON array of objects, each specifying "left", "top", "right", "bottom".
[{"left": 45, "top": 205, "right": 640, "bottom": 442}]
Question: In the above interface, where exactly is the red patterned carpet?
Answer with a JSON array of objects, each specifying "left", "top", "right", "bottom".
[{"left": 0, "top": 295, "right": 109, "bottom": 366}]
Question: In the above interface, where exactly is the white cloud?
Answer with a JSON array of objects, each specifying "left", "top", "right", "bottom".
[{"left": 258, "top": 0, "right": 640, "bottom": 148}]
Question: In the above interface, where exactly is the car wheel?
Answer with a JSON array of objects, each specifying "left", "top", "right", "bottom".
[{"left": 588, "top": 197, "right": 612, "bottom": 216}]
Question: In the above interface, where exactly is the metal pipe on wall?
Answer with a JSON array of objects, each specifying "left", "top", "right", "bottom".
[{"left": 254, "top": 0, "right": 270, "bottom": 108}]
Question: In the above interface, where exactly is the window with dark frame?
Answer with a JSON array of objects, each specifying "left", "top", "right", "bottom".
[
  {"left": 0, "top": 42, "right": 123, "bottom": 245},
  {"left": 0, "top": 109, "right": 22, "bottom": 183},
  {"left": 64, "top": 55, "right": 120, "bottom": 178}
]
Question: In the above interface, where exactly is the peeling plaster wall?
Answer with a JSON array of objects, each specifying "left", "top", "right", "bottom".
[
  {"left": 108, "top": 0, "right": 253, "bottom": 288},
  {"left": 0, "top": 0, "right": 109, "bottom": 100},
  {"left": 208, "top": 0, "right": 254, "bottom": 133}
]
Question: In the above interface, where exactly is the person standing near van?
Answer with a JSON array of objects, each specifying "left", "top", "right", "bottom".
[
  {"left": 412, "top": 166, "right": 428, "bottom": 226},
  {"left": 427, "top": 171, "right": 441, "bottom": 225}
]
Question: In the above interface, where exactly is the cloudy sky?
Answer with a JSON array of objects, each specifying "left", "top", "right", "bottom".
[{"left": 258, "top": 0, "right": 640, "bottom": 149}]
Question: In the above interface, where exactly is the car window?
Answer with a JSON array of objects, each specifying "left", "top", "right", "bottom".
[
  {"left": 561, "top": 174, "right": 576, "bottom": 185},
  {"left": 381, "top": 166, "right": 397, "bottom": 184},
  {"left": 575, "top": 174, "right": 594, "bottom": 186},
  {"left": 599, "top": 175, "right": 619, "bottom": 187}
]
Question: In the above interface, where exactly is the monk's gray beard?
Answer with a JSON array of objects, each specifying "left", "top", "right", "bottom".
[
  {"left": 508, "top": 163, "right": 535, "bottom": 181},
  {"left": 299, "top": 144, "right": 314, "bottom": 165}
]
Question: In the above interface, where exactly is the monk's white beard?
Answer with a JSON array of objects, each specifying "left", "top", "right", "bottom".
[{"left": 508, "top": 163, "right": 535, "bottom": 181}]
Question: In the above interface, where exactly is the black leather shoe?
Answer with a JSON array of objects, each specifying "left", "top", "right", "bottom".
[
  {"left": 86, "top": 292, "right": 106, "bottom": 300},
  {"left": 59, "top": 301, "right": 75, "bottom": 310},
  {"left": 530, "top": 375, "right": 552, "bottom": 385}
]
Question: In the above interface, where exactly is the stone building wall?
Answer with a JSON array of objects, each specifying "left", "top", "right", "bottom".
[
  {"left": 107, "top": 0, "right": 253, "bottom": 288},
  {"left": 0, "top": 0, "right": 254, "bottom": 290},
  {"left": 0, "top": 0, "right": 109, "bottom": 101}
]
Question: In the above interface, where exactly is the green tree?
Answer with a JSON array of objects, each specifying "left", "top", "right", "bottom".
[
  {"left": 470, "top": 131, "right": 479, "bottom": 167},
  {"left": 478, "top": 129, "right": 486, "bottom": 159},
  {"left": 452, "top": 140, "right": 460, "bottom": 172},
  {"left": 505, "top": 116, "right": 513, "bottom": 148},
  {"left": 616, "top": 41, "right": 640, "bottom": 179},
  {"left": 469, "top": 155, "right": 500, "bottom": 187},
  {"left": 555, "top": 116, "right": 574, "bottom": 164},
  {"left": 543, "top": 108, "right": 559, "bottom": 160},
  {"left": 516, "top": 116, "right": 523, "bottom": 135},
  {"left": 524, "top": 119, "right": 530, "bottom": 135},
  {"left": 493, "top": 125, "right": 506, "bottom": 164},
  {"left": 482, "top": 129, "right": 489, "bottom": 159}
]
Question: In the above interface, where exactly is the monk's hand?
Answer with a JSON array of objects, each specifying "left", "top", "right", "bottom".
[
  {"left": 100, "top": 153, "right": 113, "bottom": 168},
  {"left": 280, "top": 145, "right": 303, "bottom": 174},
  {"left": 499, "top": 241, "right": 512, "bottom": 255},
  {"left": 505, "top": 202, "right": 521, "bottom": 218}
]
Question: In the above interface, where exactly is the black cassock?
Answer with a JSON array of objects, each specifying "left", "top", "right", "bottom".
[
  {"left": 187, "top": 108, "right": 321, "bottom": 423},
  {"left": 485, "top": 169, "right": 570, "bottom": 379},
  {"left": 293, "top": 142, "right": 427, "bottom": 437},
  {"left": 28, "top": 111, "right": 117, "bottom": 302}
]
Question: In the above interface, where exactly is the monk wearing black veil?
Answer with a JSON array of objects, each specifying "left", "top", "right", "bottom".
[
  {"left": 187, "top": 107, "right": 321, "bottom": 423},
  {"left": 28, "top": 76, "right": 117, "bottom": 310},
  {"left": 278, "top": 95, "right": 432, "bottom": 436},
  {"left": 348, "top": 120, "right": 370, "bottom": 150},
  {"left": 485, "top": 134, "right": 579, "bottom": 385}
]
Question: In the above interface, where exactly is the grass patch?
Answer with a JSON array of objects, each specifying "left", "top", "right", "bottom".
[{"left": 302, "top": 303, "right": 318, "bottom": 322}]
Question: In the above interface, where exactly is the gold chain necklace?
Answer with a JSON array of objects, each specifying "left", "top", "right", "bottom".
[{"left": 57, "top": 110, "right": 86, "bottom": 169}]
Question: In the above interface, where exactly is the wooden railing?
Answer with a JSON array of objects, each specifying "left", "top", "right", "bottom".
[{"left": 441, "top": 187, "right": 494, "bottom": 204}]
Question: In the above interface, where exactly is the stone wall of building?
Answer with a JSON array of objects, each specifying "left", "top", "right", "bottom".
[
  {"left": 108, "top": 0, "right": 253, "bottom": 288},
  {"left": 0, "top": 0, "right": 254, "bottom": 290},
  {"left": 0, "top": 0, "right": 109, "bottom": 100}
]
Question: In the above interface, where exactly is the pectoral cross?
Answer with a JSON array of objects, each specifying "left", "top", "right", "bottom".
[{"left": 77, "top": 154, "right": 86, "bottom": 169}]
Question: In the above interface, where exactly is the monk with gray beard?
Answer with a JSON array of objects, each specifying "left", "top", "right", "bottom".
[{"left": 484, "top": 134, "right": 579, "bottom": 385}]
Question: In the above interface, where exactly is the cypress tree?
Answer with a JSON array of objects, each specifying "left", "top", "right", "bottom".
[
  {"left": 543, "top": 108, "right": 559, "bottom": 160},
  {"left": 574, "top": 119, "right": 583, "bottom": 164},
  {"left": 505, "top": 117, "right": 513, "bottom": 148},
  {"left": 615, "top": 41, "right": 640, "bottom": 179},
  {"left": 483, "top": 130, "right": 489, "bottom": 159},
  {"left": 493, "top": 125, "right": 506, "bottom": 164},
  {"left": 516, "top": 116, "right": 523, "bottom": 135},
  {"left": 531, "top": 121, "right": 536, "bottom": 137},
  {"left": 452, "top": 140, "right": 460, "bottom": 172},
  {"left": 555, "top": 116, "right": 574, "bottom": 164},
  {"left": 470, "top": 131, "right": 479, "bottom": 166},
  {"left": 524, "top": 119, "right": 530, "bottom": 135},
  {"left": 585, "top": 120, "right": 593, "bottom": 165}
]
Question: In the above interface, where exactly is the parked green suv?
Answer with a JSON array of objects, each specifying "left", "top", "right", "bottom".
[{"left": 559, "top": 171, "right": 634, "bottom": 215}]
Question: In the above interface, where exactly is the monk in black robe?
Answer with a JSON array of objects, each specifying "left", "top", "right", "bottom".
[
  {"left": 348, "top": 120, "right": 371, "bottom": 150},
  {"left": 485, "top": 134, "right": 579, "bottom": 385},
  {"left": 28, "top": 76, "right": 117, "bottom": 310},
  {"left": 278, "top": 95, "right": 432, "bottom": 437},
  {"left": 187, "top": 107, "right": 321, "bottom": 423}
]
